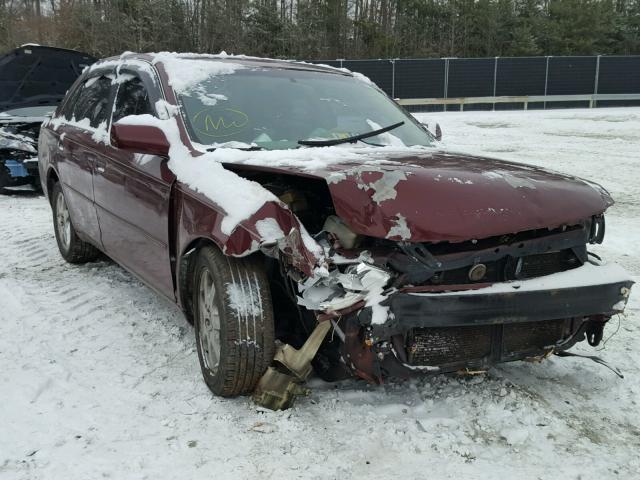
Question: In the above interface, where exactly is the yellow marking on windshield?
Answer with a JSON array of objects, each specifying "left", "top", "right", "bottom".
[{"left": 192, "top": 108, "right": 249, "bottom": 138}]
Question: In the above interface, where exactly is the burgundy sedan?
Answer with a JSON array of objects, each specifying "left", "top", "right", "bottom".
[{"left": 38, "top": 53, "right": 633, "bottom": 408}]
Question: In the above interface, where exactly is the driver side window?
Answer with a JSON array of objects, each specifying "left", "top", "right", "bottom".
[{"left": 112, "top": 76, "right": 153, "bottom": 123}]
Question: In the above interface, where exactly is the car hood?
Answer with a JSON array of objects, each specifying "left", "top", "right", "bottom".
[
  {"left": 237, "top": 150, "right": 614, "bottom": 243},
  {"left": 0, "top": 45, "right": 95, "bottom": 112}
]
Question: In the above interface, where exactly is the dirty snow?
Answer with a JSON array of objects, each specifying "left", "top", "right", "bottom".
[{"left": 1, "top": 107, "right": 640, "bottom": 479}]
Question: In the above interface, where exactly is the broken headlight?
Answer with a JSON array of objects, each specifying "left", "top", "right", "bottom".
[{"left": 323, "top": 215, "right": 361, "bottom": 249}]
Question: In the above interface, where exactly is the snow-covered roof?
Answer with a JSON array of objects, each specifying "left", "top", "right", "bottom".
[{"left": 91, "top": 51, "right": 354, "bottom": 78}]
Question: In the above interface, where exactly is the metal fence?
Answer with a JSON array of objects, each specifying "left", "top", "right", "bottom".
[{"left": 311, "top": 56, "right": 640, "bottom": 111}]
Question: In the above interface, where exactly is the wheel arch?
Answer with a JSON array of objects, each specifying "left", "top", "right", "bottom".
[
  {"left": 45, "top": 166, "right": 60, "bottom": 205},
  {"left": 177, "top": 236, "right": 222, "bottom": 324}
]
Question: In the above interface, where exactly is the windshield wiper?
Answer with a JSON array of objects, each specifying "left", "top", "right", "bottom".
[
  {"left": 297, "top": 121, "right": 404, "bottom": 147},
  {"left": 206, "top": 145, "right": 264, "bottom": 152}
]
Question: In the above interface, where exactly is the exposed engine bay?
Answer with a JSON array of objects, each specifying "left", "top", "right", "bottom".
[{"left": 0, "top": 121, "right": 40, "bottom": 191}]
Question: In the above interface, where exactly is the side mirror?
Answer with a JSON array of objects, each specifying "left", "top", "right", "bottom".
[
  {"left": 111, "top": 121, "right": 170, "bottom": 156},
  {"left": 420, "top": 121, "right": 443, "bottom": 141},
  {"left": 435, "top": 123, "right": 442, "bottom": 141}
]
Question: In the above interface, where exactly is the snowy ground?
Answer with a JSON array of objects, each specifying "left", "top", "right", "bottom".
[{"left": 1, "top": 107, "right": 639, "bottom": 479}]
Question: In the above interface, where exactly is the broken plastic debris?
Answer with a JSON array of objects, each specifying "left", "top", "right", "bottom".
[{"left": 297, "top": 263, "right": 390, "bottom": 313}]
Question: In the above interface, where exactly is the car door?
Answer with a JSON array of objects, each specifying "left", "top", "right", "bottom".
[
  {"left": 93, "top": 67, "right": 177, "bottom": 299},
  {"left": 54, "top": 72, "right": 116, "bottom": 248}
]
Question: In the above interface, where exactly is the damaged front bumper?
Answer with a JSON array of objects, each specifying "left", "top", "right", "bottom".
[
  {"left": 374, "top": 262, "right": 633, "bottom": 336},
  {"left": 311, "top": 261, "right": 633, "bottom": 382},
  {"left": 1, "top": 126, "right": 40, "bottom": 188}
]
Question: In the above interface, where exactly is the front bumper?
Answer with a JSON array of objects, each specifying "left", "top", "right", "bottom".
[
  {"left": 340, "top": 262, "right": 633, "bottom": 381},
  {"left": 371, "top": 262, "right": 633, "bottom": 336}
]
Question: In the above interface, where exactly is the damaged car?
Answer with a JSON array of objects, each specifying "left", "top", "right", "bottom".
[
  {"left": 39, "top": 53, "right": 633, "bottom": 410},
  {"left": 1, "top": 45, "right": 95, "bottom": 192}
]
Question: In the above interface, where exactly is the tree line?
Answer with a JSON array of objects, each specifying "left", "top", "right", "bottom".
[{"left": 1, "top": 0, "right": 639, "bottom": 60}]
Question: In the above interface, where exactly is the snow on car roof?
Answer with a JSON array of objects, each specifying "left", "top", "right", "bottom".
[{"left": 87, "top": 51, "right": 372, "bottom": 86}]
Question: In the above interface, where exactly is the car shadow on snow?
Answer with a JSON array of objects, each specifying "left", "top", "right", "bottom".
[{"left": 0, "top": 186, "right": 43, "bottom": 197}]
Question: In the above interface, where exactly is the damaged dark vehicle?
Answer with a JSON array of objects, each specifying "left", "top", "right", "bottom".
[
  {"left": 1, "top": 45, "right": 94, "bottom": 192},
  {"left": 39, "top": 53, "right": 634, "bottom": 410}
]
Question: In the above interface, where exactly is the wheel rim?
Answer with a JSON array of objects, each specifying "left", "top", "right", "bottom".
[
  {"left": 56, "top": 191, "right": 71, "bottom": 251},
  {"left": 198, "top": 268, "right": 221, "bottom": 375}
]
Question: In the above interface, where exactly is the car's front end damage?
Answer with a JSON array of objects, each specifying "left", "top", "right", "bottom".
[
  {"left": 233, "top": 154, "right": 634, "bottom": 408},
  {"left": 119, "top": 53, "right": 633, "bottom": 409},
  {"left": 299, "top": 219, "right": 632, "bottom": 383},
  {"left": 0, "top": 119, "right": 40, "bottom": 190}
]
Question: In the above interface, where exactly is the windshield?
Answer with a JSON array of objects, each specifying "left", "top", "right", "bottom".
[{"left": 177, "top": 68, "right": 434, "bottom": 150}]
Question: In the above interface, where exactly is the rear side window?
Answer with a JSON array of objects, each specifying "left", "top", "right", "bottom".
[
  {"left": 112, "top": 76, "right": 153, "bottom": 123},
  {"left": 67, "top": 75, "right": 114, "bottom": 128},
  {"left": 58, "top": 82, "right": 83, "bottom": 120}
]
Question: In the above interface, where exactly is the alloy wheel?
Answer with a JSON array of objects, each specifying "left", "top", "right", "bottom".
[{"left": 197, "top": 268, "right": 221, "bottom": 375}]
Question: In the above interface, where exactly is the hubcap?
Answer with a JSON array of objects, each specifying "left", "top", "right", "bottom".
[
  {"left": 56, "top": 191, "right": 71, "bottom": 251},
  {"left": 198, "top": 269, "right": 221, "bottom": 375}
]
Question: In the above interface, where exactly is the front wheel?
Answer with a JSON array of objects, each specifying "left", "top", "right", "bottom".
[
  {"left": 193, "top": 245, "right": 275, "bottom": 397},
  {"left": 51, "top": 182, "right": 99, "bottom": 263}
]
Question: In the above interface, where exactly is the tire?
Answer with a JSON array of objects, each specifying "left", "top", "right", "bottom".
[
  {"left": 193, "top": 245, "right": 275, "bottom": 397},
  {"left": 51, "top": 182, "right": 99, "bottom": 263}
]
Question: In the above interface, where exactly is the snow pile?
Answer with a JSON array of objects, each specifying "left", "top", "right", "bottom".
[
  {"left": 152, "top": 52, "right": 244, "bottom": 92},
  {"left": 200, "top": 142, "right": 430, "bottom": 172}
]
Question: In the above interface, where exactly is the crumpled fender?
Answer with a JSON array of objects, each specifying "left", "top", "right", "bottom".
[{"left": 221, "top": 200, "right": 322, "bottom": 277}]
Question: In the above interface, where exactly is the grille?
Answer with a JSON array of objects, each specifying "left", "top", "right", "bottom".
[
  {"left": 408, "top": 325, "right": 492, "bottom": 366},
  {"left": 407, "top": 320, "right": 569, "bottom": 367},
  {"left": 516, "top": 251, "right": 579, "bottom": 279},
  {"left": 420, "top": 249, "right": 581, "bottom": 286},
  {"left": 503, "top": 320, "right": 568, "bottom": 353}
]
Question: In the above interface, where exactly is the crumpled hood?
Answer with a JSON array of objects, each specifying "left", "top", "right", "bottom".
[{"left": 318, "top": 151, "right": 613, "bottom": 242}]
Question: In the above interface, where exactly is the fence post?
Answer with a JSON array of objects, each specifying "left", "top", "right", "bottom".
[
  {"left": 493, "top": 56, "right": 498, "bottom": 111},
  {"left": 543, "top": 56, "right": 551, "bottom": 110},
  {"left": 593, "top": 54, "right": 601, "bottom": 108},
  {"left": 391, "top": 59, "right": 396, "bottom": 99},
  {"left": 444, "top": 58, "right": 450, "bottom": 112}
]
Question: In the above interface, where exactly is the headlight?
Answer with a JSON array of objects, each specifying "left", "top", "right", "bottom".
[
  {"left": 589, "top": 215, "right": 605, "bottom": 244},
  {"left": 323, "top": 215, "right": 360, "bottom": 249}
]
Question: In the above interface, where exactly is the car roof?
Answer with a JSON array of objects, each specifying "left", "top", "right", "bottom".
[{"left": 95, "top": 52, "right": 351, "bottom": 77}]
